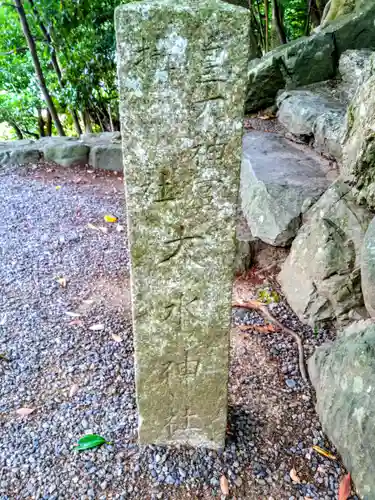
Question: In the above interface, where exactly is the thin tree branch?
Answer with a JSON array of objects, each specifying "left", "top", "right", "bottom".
[{"left": 233, "top": 300, "right": 309, "bottom": 384}]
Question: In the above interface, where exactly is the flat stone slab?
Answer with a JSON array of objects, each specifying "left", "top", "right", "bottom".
[
  {"left": 240, "top": 131, "right": 336, "bottom": 246},
  {"left": 116, "top": 0, "right": 248, "bottom": 448}
]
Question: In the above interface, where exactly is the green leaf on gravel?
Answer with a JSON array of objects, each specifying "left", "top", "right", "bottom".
[{"left": 73, "top": 434, "right": 110, "bottom": 451}]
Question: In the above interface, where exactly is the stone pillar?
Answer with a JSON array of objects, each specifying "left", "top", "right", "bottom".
[{"left": 116, "top": 0, "right": 249, "bottom": 449}]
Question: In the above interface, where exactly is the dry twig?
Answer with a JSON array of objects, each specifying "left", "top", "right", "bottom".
[{"left": 233, "top": 300, "right": 309, "bottom": 384}]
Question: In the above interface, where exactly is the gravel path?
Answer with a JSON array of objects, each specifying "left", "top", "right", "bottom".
[{"left": 0, "top": 162, "right": 349, "bottom": 499}]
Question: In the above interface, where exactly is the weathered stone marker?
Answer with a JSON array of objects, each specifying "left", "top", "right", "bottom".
[{"left": 116, "top": 0, "right": 249, "bottom": 448}]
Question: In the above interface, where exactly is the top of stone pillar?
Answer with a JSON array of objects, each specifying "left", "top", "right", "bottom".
[{"left": 116, "top": 0, "right": 248, "bottom": 14}]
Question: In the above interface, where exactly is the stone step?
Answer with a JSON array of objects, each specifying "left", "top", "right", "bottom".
[
  {"left": 240, "top": 130, "right": 337, "bottom": 247},
  {"left": 277, "top": 89, "right": 346, "bottom": 161}
]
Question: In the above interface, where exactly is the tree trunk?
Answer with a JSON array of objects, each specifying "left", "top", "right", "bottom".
[
  {"left": 14, "top": 0, "right": 65, "bottom": 136},
  {"left": 72, "top": 109, "right": 83, "bottom": 136},
  {"left": 11, "top": 122, "right": 23, "bottom": 139},
  {"left": 264, "top": 0, "right": 269, "bottom": 52},
  {"left": 46, "top": 109, "right": 52, "bottom": 136},
  {"left": 108, "top": 104, "right": 114, "bottom": 132},
  {"left": 272, "top": 0, "right": 287, "bottom": 44},
  {"left": 95, "top": 110, "right": 105, "bottom": 132},
  {"left": 37, "top": 107, "right": 45, "bottom": 137},
  {"left": 82, "top": 109, "right": 93, "bottom": 133},
  {"left": 29, "top": 0, "right": 64, "bottom": 85}
]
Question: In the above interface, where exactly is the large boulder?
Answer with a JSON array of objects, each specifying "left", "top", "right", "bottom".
[
  {"left": 245, "top": 2, "right": 375, "bottom": 114},
  {"left": 308, "top": 320, "right": 375, "bottom": 499},
  {"left": 246, "top": 32, "right": 335, "bottom": 113},
  {"left": 313, "top": 108, "right": 346, "bottom": 160},
  {"left": 44, "top": 142, "right": 89, "bottom": 167},
  {"left": 322, "top": 1, "right": 375, "bottom": 56},
  {"left": 361, "top": 217, "right": 375, "bottom": 317},
  {"left": 88, "top": 143, "right": 123, "bottom": 172},
  {"left": 0, "top": 140, "right": 40, "bottom": 166},
  {"left": 277, "top": 89, "right": 345, "bottom": 137},
  {"left": 240, "top": 131, "right": 334, "bottom": 246},
  {"left": 342, "top": 75, "right": 375, "bottom": 208},
  {"left": 278, "top": 180, "right": 372, "bottom": 326}
]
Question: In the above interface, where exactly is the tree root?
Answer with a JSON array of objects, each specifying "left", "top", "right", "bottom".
[{"left": 233, "top": 300, "right": 309, "bottom": 384}]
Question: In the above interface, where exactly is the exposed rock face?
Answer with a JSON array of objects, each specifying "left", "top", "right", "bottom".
[
  {"left": 245, "top": 2, "right": 375, "bottom": 113},
  {"left": 342, "top": 75, "right": 375, "bottom": 208},
  {"left": 240, "top": 131, "right": 334, "bottom": 246},
  {"left": 44, "top": 142, "right": 89, "bottom": 167},
  {"left": 277, "top": 90, "right": 345, "bottom": 137},
  {"left": 361, "top": 217, "right": 375, "bottom": 317},
  {"left": 246, "top": 33, "right": 335, "bottom": 113},
  {"left": 116, "top": 0, "right": 248, "bottom": 448},
  {"left": 322, "top": 2, "right": 375, "bottom": 56},
  {"left": 279, "top": 180, "right": 372, "bottom": 326},
  {"left": 313, "top": 109, "right": 346, "bottom": 160},
  {"left": 339, "top": 49, "right": 374, "bottom": 100},
  {"left": 235, "top": 213, "right": 255, "bottom": 275},
  {"left": 308, "top": 320, "right": 375, "bottom": 499}
]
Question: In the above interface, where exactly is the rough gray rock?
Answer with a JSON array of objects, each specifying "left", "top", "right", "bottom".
[
  {"left": 36, "top": 136, "right": 78, "bottom": 148},
  {"left": 342, "top": 75, "right": 375, "bottom": 209},
  {"left": 313, "top": 109, "right": 346, "bottom": 160},
  {"left": 246, "top": 32, "right": 335, "bottom": 113},
  {"left": 81, "top": 132, "right": 121, "bottom": 145},
  {"left": 279, "top": 180, "right": 372, "bottom": 326},
  {"left": 235, "top": 214, "right": 255, "bottom": 274},
  {"left": 89, "top": 144, "right": 123, "bottom": 172},
  {"left": 322, "top": 1, "right": 375, "bottom": 56},
  {"left": 240, "top": 131, "right": 335, "bottom": 246},
  {"left": 277, "top": 90, "right": 345, "bottom": 136},
  {"left": 245, "top": 2, "right": 375, "bottom": 114},
  {"left": 44, "top": 142, "right": 89, "bottom": 167},
  {"left": 308, "top": 320, "right": 375, "bottom": 499},
  {"left": 361, "top": 217, "right": 375, "bottom": 317},
  {"left": 0, "top": 140, "right": 41, "bottom": 166},
  {"left": 339, "top": 49, "right": 374, "bottom": 100}
]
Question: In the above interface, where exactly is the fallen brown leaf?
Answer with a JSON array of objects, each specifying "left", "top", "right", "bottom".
[
  {"left": 238, "top": 324, "right": 279, "bottom": 333},
  {"left": 290, "top": 468, "right": 301, "bottom": 483},
  {"left": 338, "top": 473, "right": 351, "bottom": 500},
  {"left": 16, "top": 408, "right": 35, "bottom": 416},
  {"left": 220, "top": 475, "right": 229, "bottom": 496},
  {"left": 69, "top": 384, "right": 79, "bottom": 398},
  {"left": 89, "top": 323, "right": 104, "bottom": 331}
]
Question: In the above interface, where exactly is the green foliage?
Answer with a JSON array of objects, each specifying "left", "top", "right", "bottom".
[
  {"left": 282, "top": 0, "right": 309, "bottom": 40},
  {"left": 257, "top": 287, "right": 280, "bottom": 304},
  {"left": 0, "top": 0, "right": 313, "bottom": 139}
]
